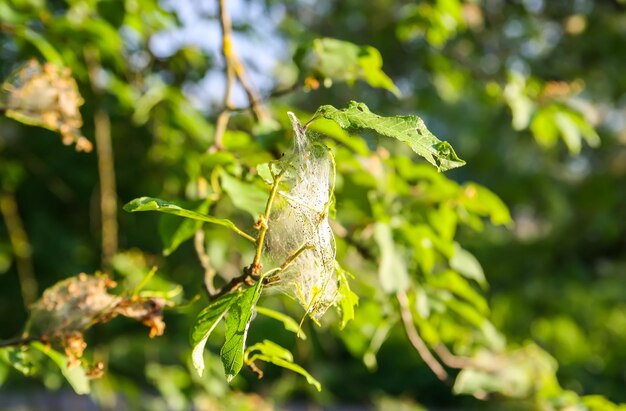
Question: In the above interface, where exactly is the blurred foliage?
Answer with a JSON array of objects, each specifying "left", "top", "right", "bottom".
[{"left": 0, "top": 0, "right": 625, "bottom": 410}]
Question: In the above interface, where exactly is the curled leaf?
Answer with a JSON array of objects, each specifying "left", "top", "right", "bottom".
[{"left": 314, "top": 101, "right": 465, "bottom": 172}]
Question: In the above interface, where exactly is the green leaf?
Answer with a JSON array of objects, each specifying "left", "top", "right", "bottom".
[
  {"left": 31, "top": 342, "right": 90, "bottom": 395},
  {"left": 449, "top": 244, "right": 487, "bottom": 288},
  {"left": 427, "top": 270, "right": 488, "bottom": 313},
  {"left": 245, "top": 340, "right": 321, "bottom": 391},
  {"left": 3, "top": 347, "right": 36, "bottom": 376},
  {"left": 530, "top": 104, "right": 600, "bottom": 154},
  {"left": 297, "top": 38, "right": 400, "bottom": 97},
  {"left": 256, "top": 163, "right": 274, "bottom": 185},
  {"left": 220, "top": 171, "right": 267, "bottom": 219},
  {"left": 460, "top": 183, "right": 512, "bottom": 226},
  {"left": 255, "top": 306, "right": 307, "bottom": 339},
  {"left": 19, "top": 28, "right": 64, "bottom": 65},
  {"left": 335, "top": 263, "right": 359, "bottom": 329},
  {"left": 191, "top": 292, "right": 240, "bottom": 376},
  {"left": 220, "top": 281, "right": 263, "bottom": 381},
  {"left": 554, "top": 109, "right": 600, "bottom": 154},
  {"left": 314, "top": 101, "right": 465, "bottom": 172},
  {"left": 373, "top": 222, "right": 409, "bottom": 294},
  {"left": 308, "top": 118, "right": 371, "bottom": 156},
  {"left": 123, "top": 197, "right": 254, "bottom": 242},
  {"left": 159, "top": 199, "right": 211, "bottom": 256},
  {"left": 246, "top": 340, "right": 293, "bottom": 362}
]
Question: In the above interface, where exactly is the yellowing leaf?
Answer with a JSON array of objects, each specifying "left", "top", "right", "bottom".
[{"left": 335, "top": 263, "right": 359, "bottom": 329}]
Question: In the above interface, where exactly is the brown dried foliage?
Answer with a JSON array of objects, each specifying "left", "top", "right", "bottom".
[
  {"left": 1, "top": 59, "right": 92, "bottom": 152},
  {"left": 27, "top": 273, "right": 166, "bottom": 368}
]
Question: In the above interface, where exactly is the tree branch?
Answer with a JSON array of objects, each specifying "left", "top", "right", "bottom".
[
  {"left": 250, "top": 169, "right": 284, "bottom": 276},
  {"left": 194, "top": 177, "right": 217, "bottom": 296},
  {"left": 211, "top": 0, "right": 237, "bottom": 151},
  {"left": 85, "top": 47, "right": 118, "bottom": 272},
  {"left": 0, "top": 335, "right": 44, "bottom": 349},
  {"left": 396, "top": 291, "right": 448, "bottom": 381},
  {"left": 214, "top": 0, "right": 269, "bottom": 144},
  {"left": 0, "top": 191, "right": 38, "bottom": 307}
]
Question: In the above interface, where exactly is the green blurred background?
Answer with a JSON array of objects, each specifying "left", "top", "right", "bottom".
[{"left": 1, "top": 0, "right": 625, "bottom": 409}]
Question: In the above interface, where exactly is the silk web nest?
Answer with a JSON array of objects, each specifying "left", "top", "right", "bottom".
[{"left": 263, "top": 113, "right": 338, "bottom": 321}]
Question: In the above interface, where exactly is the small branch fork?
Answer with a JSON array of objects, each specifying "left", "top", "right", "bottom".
[
  {"left": 396, "top": 290, "right": 490, "bottom": 381},
  {"left": 196, "top": 0, "right": 274, "bottom": 295},
  {"left": 396, "top": 291, "right": 449, "bottom": 380},
  {"left": 207, "top": 166, "right": 286, "bottom": 300},
  {"left": 211, "top": 0, "right": 268, "bottom": 151}
]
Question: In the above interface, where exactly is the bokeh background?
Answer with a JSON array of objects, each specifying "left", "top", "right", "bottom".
[{"left": 1, "top": 0, "right": 625, "bottom": 410}]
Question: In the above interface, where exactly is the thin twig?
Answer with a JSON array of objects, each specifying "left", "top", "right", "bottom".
[
  {"left": 193, "top": 177, "right": 217, "bottom": 296},
  {"left": 94, "top": 108, "right": 118, "bottom": 271},
  {"left": 209, "top": 270, "right": 249, "bottom": 300},
  {"left": 85, "top": 48, "right": 118, "bottom": 272},
  {"left": 216, "top": 0, "right": 268, "bottom": 125},
  {"left": 211, "top": 0, "right": 237, "bottom": 151},
  {"left": 434, "top": 344, "right": 475, "bottom": 369},
  {"left": 0, "top": 335, "right": 43, "bottom": 349},
  {"left": 232, "top": 60, "right": 268, "bottom": 122},
  {"left": 224, "top": 83, "right": 303, "bottom": 114},
  {"left": 0, "top": 191, "right": 38, "bottom": 307},
  {"left": 209, "top": 169, "right": 285, "bottom": 299},
  {"left": 250, "top": 170, "right": 284, "bottom": 276},
  {"left": 396, "top": 291, "right": 448, "bottom": 381},
  {"left": 195, "top": 229, "right": 216, "bottom": 295},
  {"left": 263, "top": 243, "right": 314, "bottom": 280}
]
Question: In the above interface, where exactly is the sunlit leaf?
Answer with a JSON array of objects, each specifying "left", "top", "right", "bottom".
[
  {"left": 256, "top": 163, "right": 274, "bottom": 185},
  {"left": 123, "top": 197, "right": 254, "bottom": 242},
  {"left": 373, "top": 222, "right": 409, "bottom": 294},
  {"left": 314, "top": 101, "right": 465, "bottom": 171},
  {"left": 220, "top": 281, "right": 263, "bottom": 381},
  {"left": 530, "top": 104, "right": 600, "bottom": 154},
  {"left": 427, "top": 270, "right": 488, "bottom": 313},
  {"left": 255, "top": 306, "right": 306, "bottom": 339},
  {"left": 453, "top": 343, "right": 558, "bottom": 399},
  {"left": 191, "top": 292, "right": 240, "bottom": 377},
  {"left": 31, "top": 342, "right": 90, "bottom": 395},
  {"left": 335, "top": 263, "right": 359, "bottom": 329},
  {"left": 460, "top": 183, "right": 512, "bottom": 226},
  {"left": 159, "top": 198, "right": 211, "bottom": 256},
  {"left": 220, "top": 171, "right": 267, "bottom": 219},
  {"left": 296, "top": 38, "right": 400, "bottom": 97},
  {"left": 449, "top": 244, "right": 487, "bottom": 288},
  {"left": 245, "top": 340, "right": 321, "bottom": 391}
]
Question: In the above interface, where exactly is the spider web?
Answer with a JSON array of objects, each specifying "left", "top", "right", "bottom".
[{"left": 263, "top": 113, "right": 338, "bottom": 321}]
